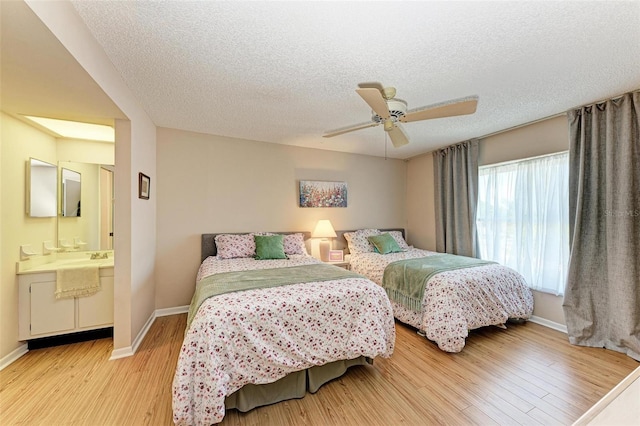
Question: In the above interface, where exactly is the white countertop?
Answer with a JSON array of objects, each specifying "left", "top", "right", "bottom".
[{"left": 16, "top": 251, "right": 114, "bottom": 274}]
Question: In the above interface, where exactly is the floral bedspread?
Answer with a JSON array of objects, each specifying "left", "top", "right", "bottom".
[
  {"left": 173, "top": 255, "right": 396, "bottom": 425},
  {"left": 350, "top": 249, "right": 533, "bottom": 353}
]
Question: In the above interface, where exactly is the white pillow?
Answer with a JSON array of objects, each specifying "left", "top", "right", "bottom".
[
  {"left": 283, "top": 233, "right": 307, "bottom": 255},
  {"left": 214, "top": 234, "right": 256, "bottom": 259},
  {"left": 344, "top": 229, "right": 381, "bottom": 254}
]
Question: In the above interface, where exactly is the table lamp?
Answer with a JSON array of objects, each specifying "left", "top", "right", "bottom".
[{"left": 312, "top": 219, "right": 337, "bottom": 262}]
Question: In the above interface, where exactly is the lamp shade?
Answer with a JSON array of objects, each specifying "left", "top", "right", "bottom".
[{"left": 312, "top": 219, "right": 337, "bottom": 239}]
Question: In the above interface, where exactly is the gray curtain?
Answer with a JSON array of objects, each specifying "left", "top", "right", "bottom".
[
  {"left": 563, "top": 90, "right": 640, "bottom": 361},
  {"left": 433, "top": 139, "right": 479, "bottom": 257}
]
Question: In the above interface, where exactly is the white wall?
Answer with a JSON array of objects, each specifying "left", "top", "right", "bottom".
[
  {"left": 26, "top": 0, "right": 157, "bottom": 355},
  {"left": 406, "top": 115, "right": 570, "bottom": 325},
  {"left": 406, "top": 151, "right": 436, "bottom": 250},
  {"left": 155, "top": 127, "right": 407, "bottom": 309},
  {"left": 57, "top": 138, "right": 114, "bottom": 165},
  {"left": 0, "top": 113, "right": 58, "bottom": 358}
]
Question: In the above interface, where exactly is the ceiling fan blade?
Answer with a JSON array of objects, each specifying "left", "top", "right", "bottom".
[
  {"left": 356, "top": 87, "right": 390, "bottom": 120},
  {"left": 323, "top": 122, "right": 379, "bottom": 138},
  {"left": 399, "top": 96, "right": 478, "bottom": 123},
  {"left": 357, "top": 81, "right": 385, "bottom": 92},
  {"left": 388, "top": 123, "right": 409, "bottom": 148}
]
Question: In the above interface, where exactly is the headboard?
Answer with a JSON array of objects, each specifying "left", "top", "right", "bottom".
[
  {"left": 201, "top": 229, "right": 405, "bottom": 262},
  {"left": 201, "top": 232, "right": 312, "bottom": 263},
  {"left": 335, "top": 228, "right": 405, "bottom": 254}
]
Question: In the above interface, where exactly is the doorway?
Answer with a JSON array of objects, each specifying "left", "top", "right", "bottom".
[{"left": 100, "top": 166, "right": 114, "bottom": 250}]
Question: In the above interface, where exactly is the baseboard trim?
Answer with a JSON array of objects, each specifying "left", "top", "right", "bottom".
[
  {"left": 156, "top": 305, "right": 189, "bottom": 317},
  {"left": 109, "top": 306, "right": 188, "bottom": 361},
  {"left": 109, "top": 346, "right": 134, "bottom": 360},
  {"left": 0, "top": 344, "right": 28, "bottom": 371},
  {"left": 132, "top": 311, "right": 156, "bottom": 352},
  {"left": 2, "top": 306, "right": 188, "bottom": 367},
  {"left": 109, "top": 310, "right": 154, "bottom": 361},
  {"left": 573, "top": 365, "right": 640, "bottom": 425},
  {"left": 530, "top": 315, "right": 568, "bottom": 334}
]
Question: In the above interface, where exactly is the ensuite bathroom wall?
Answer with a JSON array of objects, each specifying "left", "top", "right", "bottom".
[{"left": 1, "top": 112, "right": 114, "bottom": 358}]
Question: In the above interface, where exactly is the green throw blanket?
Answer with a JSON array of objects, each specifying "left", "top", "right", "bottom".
[
  {"left": 383, "top": 254, "right": 496, "bottom": 312},
  {"left": 187, "top": 263, "right": 364, "bottom": 330}
]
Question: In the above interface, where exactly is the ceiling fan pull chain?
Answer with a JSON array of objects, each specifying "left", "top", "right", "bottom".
[{"left": 385, "top": 132, "right": 388, "bottom": 160}]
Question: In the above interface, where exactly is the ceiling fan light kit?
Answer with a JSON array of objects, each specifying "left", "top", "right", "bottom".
[
  {"left": 372, "top": 99, "right": 407, "bottom": 123},
  {"left": 324, "top": 82, "right": 479, "bottom": 149}
]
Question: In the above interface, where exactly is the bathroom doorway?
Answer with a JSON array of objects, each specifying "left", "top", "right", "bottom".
[{"left": 100, "top": 166, "right": 114, "bottom": 250}]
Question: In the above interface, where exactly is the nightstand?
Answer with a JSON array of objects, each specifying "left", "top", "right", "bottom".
[{"left": 325, "top": 260, "right": 350, "bottom": 270}]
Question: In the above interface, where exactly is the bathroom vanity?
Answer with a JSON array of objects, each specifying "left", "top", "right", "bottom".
[{"left": 17, "top": 253, "right": 114, "bottom": 341}]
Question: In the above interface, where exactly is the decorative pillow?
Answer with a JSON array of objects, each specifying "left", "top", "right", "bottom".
[
  {"left": 387, "top": 230, "right": 410, "bottom": 250},
  {"left": 215, "top": 234, "right": 256, "bottom": 259},
  {"left": 345, "top": 229, "right": 381, "bottom": 254},
  {"left": 343, "top": 232, "right": 356, "bottom": 253},
  {"left": 283, "top": 233, "right": 307, "bottom": 255},
  {"left": 368, "top": 233, "right": 403, "bottom": 254},
  {"left": 254, "top": 235, "right": 287, "bottom": 260}
]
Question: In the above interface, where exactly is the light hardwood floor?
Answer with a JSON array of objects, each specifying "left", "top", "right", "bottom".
[{"left": 1, "top": 315, "right": 637, "bottom": 425}]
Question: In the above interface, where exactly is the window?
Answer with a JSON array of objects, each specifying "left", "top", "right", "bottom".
[{"left": 476, "top": 152, "right": 569, "bottom": 295}]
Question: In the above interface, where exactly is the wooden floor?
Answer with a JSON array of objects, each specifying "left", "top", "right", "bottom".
[{"left": 1, "top": 315, "right": 637, "bottom": 426}]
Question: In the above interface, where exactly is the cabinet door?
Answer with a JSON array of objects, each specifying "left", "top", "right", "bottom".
[
  {"left": 77, "top": 276, "right": 114, "bottom": 328},
  {"left": 30, "top": 281, "right": 75, "bottom": 336}
]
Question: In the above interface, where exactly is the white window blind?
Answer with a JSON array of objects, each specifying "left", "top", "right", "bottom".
[{"left": 476, "top": 151, "right": 570, "bottom": 295}]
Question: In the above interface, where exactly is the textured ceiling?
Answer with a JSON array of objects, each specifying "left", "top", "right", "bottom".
[{"left": 20, "top": 1, "right": 640, "bottom": 159}]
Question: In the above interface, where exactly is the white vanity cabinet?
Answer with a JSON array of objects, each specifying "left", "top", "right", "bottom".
[{"left": 18, "top": 267, "right": 114, "bottom": 341}]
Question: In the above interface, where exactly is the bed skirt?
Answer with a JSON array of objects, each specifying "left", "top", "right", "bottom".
[{"left": 225, "top": 356, "right": 372, "bottom": 412}]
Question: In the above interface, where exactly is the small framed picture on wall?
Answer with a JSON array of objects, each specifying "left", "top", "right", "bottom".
[{"left": 138, "top": 172, "right": 150, "bottom": 200}]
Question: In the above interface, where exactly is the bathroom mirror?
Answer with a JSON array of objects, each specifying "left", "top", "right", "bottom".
[
  {"left": 26, "top": 158, "right": 57, "bottom": 217},
  {"left": 61, "top": 168, "right": 81, "bottom": 217},
  {"left": 58, "top": 161, "right": 114, "bottom": 251}
]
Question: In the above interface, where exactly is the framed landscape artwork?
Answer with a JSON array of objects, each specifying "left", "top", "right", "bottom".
[{"left": 299, "top": 180, "right": 347, "bottom": 208}]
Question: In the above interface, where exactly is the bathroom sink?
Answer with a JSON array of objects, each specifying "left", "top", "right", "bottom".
[
  {"left": 57, "top": 258, "right": 114, "bottom": 268},
  {"left": 16, "top": 254, "right": 115, "bottom": 274}
]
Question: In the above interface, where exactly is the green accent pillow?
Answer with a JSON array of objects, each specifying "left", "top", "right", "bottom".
[
  {"left": 367, "top": 233, "right": 403, "bottom": 255},
  {"left": 254, "top": 235, "right": 287, "bottom": 260}
]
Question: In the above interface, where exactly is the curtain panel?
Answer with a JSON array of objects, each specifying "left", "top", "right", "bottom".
[
  {"left": 563, "top": 90, "right": 640, "bottom": 360},
  {"left": 433, "top": 139, "right": 479, "bottom": 257},
  {"left": 476, "top": 152, "right": 570, "bottom": 295}
]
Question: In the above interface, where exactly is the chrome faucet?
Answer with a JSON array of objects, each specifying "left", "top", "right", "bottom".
[{"left": 90, "top": 252, "right": 108, "bottom": 260}]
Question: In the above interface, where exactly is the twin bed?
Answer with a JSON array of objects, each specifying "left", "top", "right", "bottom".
[
  {"left": 172, "top": 229, "right": 533, "bottom": 424},
  {"left": 344, "top": 229, "right": 534, "bottom": 353},
  {"left": 172, "top": 232, "right": 396, "bottom": 425}
]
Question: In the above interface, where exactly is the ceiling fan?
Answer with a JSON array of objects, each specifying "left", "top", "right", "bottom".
[{"left": 323, "top": 82, "right": 478, "bottom": 148}]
